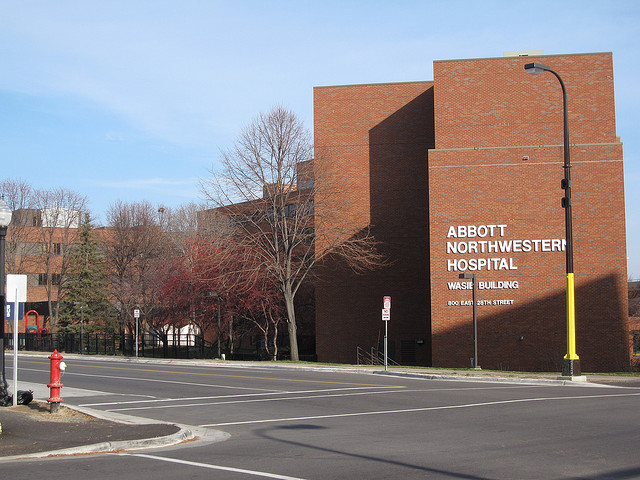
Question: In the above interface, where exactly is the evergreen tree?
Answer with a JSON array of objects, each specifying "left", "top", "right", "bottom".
[{"left": 58, "top": 213, "right": 111, "bottom": 336}]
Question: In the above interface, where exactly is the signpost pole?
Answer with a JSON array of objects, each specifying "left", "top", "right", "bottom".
[
  {"left": 12, "top": 289, "right": 17, "bottom": 406},
  {"left": 7, "top": 275, "right": 27, "bottom": 406},
  {"left": 382, "top": 296, "right": 391, "bottom": 371},
  {"left": 384, "top": 320, "right": 388, "bottom": 371},
  {"left": 134, "top": 308, "right": 140, "bottom": 358}
]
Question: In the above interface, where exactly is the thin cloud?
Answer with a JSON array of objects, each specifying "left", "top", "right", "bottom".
[{"left": 96, "top": 177, "right": 197, "bottom": 190}]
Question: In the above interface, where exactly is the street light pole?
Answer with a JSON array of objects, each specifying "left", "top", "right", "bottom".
[
  {"left": 0, "top": 196, "right": 13, "bottom": 405},
  {"left": 459, "top": 272, "right": 479, "bottom": 369},
  {"left": 525, "top": 62, "right": 580, "bottom": 377},
  {"left": 217, "top": 300, "right": 221, "bottom": 359}
]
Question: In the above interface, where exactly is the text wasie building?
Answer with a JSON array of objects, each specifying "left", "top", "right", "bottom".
[{"left": 313, "top": 52, "right": 629, "bottom": 372}]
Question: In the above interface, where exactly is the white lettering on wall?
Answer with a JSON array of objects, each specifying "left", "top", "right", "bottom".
[
  {"left": 447, "top": 224, "right": 507, "bottom": 238},
  {"left": 446, "top": 299, "right": 515, "bottom": 307},
  {"left": 445, "top": 224, "right": 565, "bottom": 272},
  {"left": 447, "top": 281, "right": 519, "bottom": 290}
]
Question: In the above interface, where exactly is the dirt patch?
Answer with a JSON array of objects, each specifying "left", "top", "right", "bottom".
[{"left": 3, "top": 400, "right": 94, "bottom": 422}]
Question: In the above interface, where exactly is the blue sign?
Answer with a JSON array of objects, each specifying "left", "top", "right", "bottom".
[{"left": 5, "top": 302, "right": 24, "bottom": 321}]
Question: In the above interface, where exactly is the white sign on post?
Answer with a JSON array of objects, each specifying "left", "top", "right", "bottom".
[
  {"left": 383, "top": 296, "right": 391, "bottom": 310},
  {"left": 134, "top": 309, "right": 141, "bottom": 358},
  {"left": 7, "top": 274, "right": 27, "bottom": 302},
  {"left": 382, "top": 296, "right": 391, "bottom": 371}
]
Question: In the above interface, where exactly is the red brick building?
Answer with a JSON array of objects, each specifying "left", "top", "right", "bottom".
[{"left": 314, "top": 52, "right": 630, "bottom": 372}]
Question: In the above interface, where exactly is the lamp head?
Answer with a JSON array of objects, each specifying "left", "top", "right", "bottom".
[
  {"left": 0, "top": 197, "right": 12, "bottom": 227},
  {"left": 459, "top": 273, "right": 475, "bottom": 280},
  {"left": 524, "top": 62, "right": 550, "bottom": 75}
]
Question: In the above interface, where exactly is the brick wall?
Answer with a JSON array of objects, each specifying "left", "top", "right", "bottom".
[
  {"left": 429, "top": 53, "right": 629, "bottom": 371},
  {"left": 314, "top": 82, "right": 434, "bottom": 365},
  {"left": 313, "top": 52, "right": 629, "bottom": 372}
]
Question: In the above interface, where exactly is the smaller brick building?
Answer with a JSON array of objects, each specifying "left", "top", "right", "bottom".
[
  {"left": 5, "top": 208, "right": 82, "bottom": 333},
  {"left": 314, "top": 52, "right": 630, "bottom": 372}
]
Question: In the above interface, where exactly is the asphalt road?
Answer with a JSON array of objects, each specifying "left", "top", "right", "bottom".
[{"left": 2, "top": 354, "right": 640, "bottom": 479}]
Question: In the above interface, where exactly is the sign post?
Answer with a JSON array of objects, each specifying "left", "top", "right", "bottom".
[
  {"left": 382, "top": 296, "right": 391, "bottom": 371},
  {"left": 134, "top": 308, "right": 140, "bottom": 358},
  {"left": 7, "top": 274, "right": 27, "bottom": 406}
]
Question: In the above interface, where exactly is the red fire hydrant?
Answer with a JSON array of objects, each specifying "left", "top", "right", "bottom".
[{"left": 47, "top": 349, "right": 64, "bottom": 414}]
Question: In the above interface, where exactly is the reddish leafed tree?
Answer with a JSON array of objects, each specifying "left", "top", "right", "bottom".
[
  {"left": 159, "top": 238, "right": 222, "bottom": 334},
  {"left": 224, "top": 266, "right": 285, "bottom": 361},
  {"left": 159, "top": 227, "right": 286, "bottom": 358}
]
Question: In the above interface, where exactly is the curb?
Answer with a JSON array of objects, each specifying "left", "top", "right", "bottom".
[
  {"left": 16, "top": 351, "right": 637, "bottom": 386},
  {"left": 372, "top": 370, "right": 599, "bottom": 386},
  {"left": 0, "top": 425, "right": 193, "bottom": 462},
  {"left": 0, "top": 424, "right": 230, "bottom": 462}
]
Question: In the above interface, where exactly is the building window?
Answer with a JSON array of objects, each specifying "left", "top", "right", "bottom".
[
  {"left": 38, "top": 273, "right": 62, "bottom": 286},
  {"left": 284, "top": 204, "right": 297, "bottom": 217}
]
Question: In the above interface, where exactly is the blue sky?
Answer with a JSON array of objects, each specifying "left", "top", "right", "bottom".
[{"left": 1, "top": 1, "right": 638, "bottom": 277}]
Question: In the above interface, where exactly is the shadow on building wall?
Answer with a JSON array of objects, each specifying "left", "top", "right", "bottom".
[
  {"left": 315, "top": 87, "right": 435, "bottom": 366},
  {"left": 434, "top": 273, "right": 630, "bottom": 372},
  {"left": 368, "top": 88, "right": 435, "bottom": 365}
]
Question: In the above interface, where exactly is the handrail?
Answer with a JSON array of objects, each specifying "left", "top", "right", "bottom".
[{"left": 356, "top": 345, "right": 400, "bottom": 366}]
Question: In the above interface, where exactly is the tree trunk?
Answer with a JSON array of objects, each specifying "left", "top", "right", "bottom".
[
  {"left": 262, "top": 326, "right": 271, "bottom": 360},
  {"left": 47, "top": 298, "right": 55, "bottom": 333},
  {"left": 284, "top": 291, "right": 299, "bottom": 361},
  {"left": 228, "top": 314, "right": 234, "bottom": 355},
  {"left": 271, "top": 321, "right": 279, "bottom": 361}
]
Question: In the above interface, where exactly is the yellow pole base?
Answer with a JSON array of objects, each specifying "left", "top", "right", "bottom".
[{"left": 566, "top": 273, "right": 578, "bottom": 360}]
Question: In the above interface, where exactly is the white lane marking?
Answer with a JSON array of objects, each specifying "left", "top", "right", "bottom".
[
  {"left": 200, "top": 391, "right": 640, "bottom": 427},
  {"left": 12, "top": 380, "right": 159, "bottom": 401},
  {"left": 103, "top": 384, "right": 550, "bottom": 412},
  {"left": 80, "top": 386, "right": 399, "bottom": 407},
  {"left": 120, "top": 453, "right": 308, "bottom": 480},
  {"left": 86, "top": 383, "right": 539, "bottom": 407},
  {"left": 105, "top": 388, "right": 408, "bottom": 412},
  {"left": 19, "top": 367, "right": 280, "bottom": 393}
]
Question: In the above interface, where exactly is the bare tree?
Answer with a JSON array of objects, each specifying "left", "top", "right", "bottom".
[
  {"left": 102, "top": 201, "right": 167, "bottom": 338},
  {"left": 160, "top": 202, "right": 222, "bottom": 269},
  {"left": 33, "top": 187, "right": 87, "bottom": 332},
  {"left": 201, "top": 106, "right": 383, "bottom": 361},
  {"left": 0, "top": 178, "right": 39, "bottom": 274}
]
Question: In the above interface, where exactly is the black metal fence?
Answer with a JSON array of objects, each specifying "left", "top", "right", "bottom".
[
  {"left": 6, "top": 332, "right": 224, "bottom": 359},
  {"left": 4, "top": 332, "right": 318, "bottom": 362}
]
